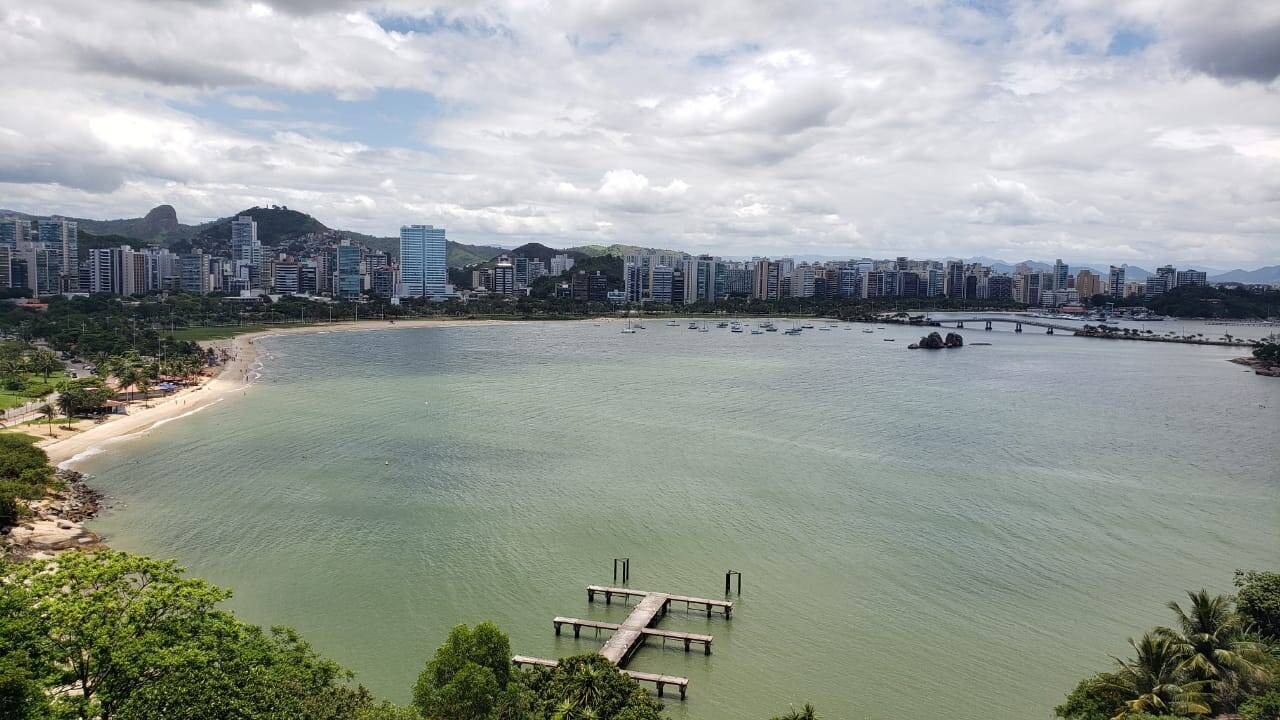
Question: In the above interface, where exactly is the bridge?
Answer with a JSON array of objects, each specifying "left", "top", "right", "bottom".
[{"left": 926, "top": 316, "right": 1085, "bottom": 334}]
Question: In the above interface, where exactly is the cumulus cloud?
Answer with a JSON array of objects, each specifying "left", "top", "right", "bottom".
[{"left": 0, "top": 0, "right": 1276, "bottom": 265}]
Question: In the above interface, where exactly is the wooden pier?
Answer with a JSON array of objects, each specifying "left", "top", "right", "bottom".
[{"left": 512, "top": 585, "right": 734, "bottom": 700}]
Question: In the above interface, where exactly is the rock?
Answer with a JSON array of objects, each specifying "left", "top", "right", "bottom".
[
  {"left": 908, "top": 343, "right": 920, "bottom": 349},
  {"left": 917, "top": 331, "right": 946, "bottom": 349},
  {"left": 56, "top": 520, "right": 73, "bottom": 529},
  {"left": 945, "top": 332, "right": 964, "bottom": 348},
  {"left": 7, "top": 520, "right": 100, "bottom": 551},
  {"left": 142, "top": 204, "right": 179, "bottom": 235}
]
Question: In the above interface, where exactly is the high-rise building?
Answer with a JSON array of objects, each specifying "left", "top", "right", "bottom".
[
  {"left": 623, "top": 261, "right": 643, "bottom": 302},
  {"left": 945, "top": 260, "right": 964, "bottom": 298},
  {"left": 649, "top": 264, "right": 673, "bottom": 304},
  {"left": 274, "top": 262, "right": 301, "bottom": 295},
  {"left": 1175, "top": 269, "right": 1207, "bottom": 287},
  {"left": 398, "top": 224, "right": 447, "bottom": 297},
  {"left": 1052, "top": 259, "right": 1068, "bottom": 292},
  {"left": 370, "top": 267, "right": 395, "bottom": 298},
  {"left": 180, "top": 252, "right": 210, "bottom": 294},
  {"left": 229, "top": 216, "right": 262, "bottom": 288},
  {"left": 335, "top": 241, "right": 363, "bottom": 300},
  {"left": 1108, "top": 265, "right": 1127, "bottom": 297},
  {"left": 1075, "top": 269, "right": 1101, "bottom": 298},
  {"left": 987, "top": 275, "right": 1013, "bottom": 302},
  {"left": 0, "top": 217, "right": 30, "bottom": 248},
  {"left": 549, "top": 254, "right": 575, "bottom": 275},
  {"left": 1156, "top": 265, "right": 1177, "bottom": 291},
  {"left": 492, "top": 255, "right": 514, "bottom": 295},
  {"left": 789, "top": 264, "right": 815, "bottom": 298},
  {"left": 38, "top": 219, "right": 78, "bottom": 292},
  {"left": 514, "top": 256, "right": 530, "bottom": 289},
  {"left": 751, "top": 259, "right": 781, "bottom": 300}
]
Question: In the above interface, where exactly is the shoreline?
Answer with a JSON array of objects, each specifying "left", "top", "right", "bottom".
[{"left": 40, "top": 317, "right": 601, "bottom": 469}]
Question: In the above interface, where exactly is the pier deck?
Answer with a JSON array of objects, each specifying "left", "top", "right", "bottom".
[{"left": 515, "top": 584, "right": 734, "bottom": 700}]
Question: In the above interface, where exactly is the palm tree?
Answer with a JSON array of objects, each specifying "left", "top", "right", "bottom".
[
  {"left": 39, "top": 403, "right": 56, "bottom": 437},
  {"left": 771, "top": 703, "right": 819, "bottom": 720},
  {"left": 1159, "top": 590, "right": 1267, "bottom": 711},
  {"left": 1104, "top": 632, "right": 1211, "bottom": 718}
]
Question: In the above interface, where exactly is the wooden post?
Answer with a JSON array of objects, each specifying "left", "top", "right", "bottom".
[
  {"left": 613, "top": 557, "right": 631, "bottom": 584},
  {"left": 725, "top": 570, "right": 741, "bottom": 595},
  {"left": 554, "top": 621, "right": 562, "bottom": 636}
]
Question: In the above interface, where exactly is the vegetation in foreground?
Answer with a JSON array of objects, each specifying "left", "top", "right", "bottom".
[
  {"left": 0, "top": 546, "right": 818, "bottom": 720},
  {"left": 1056, "top": 571, "right": 1280, "bottom": 720}
]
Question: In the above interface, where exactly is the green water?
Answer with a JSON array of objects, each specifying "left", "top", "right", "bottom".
[{"left": 81, "top": 321, "right": 1279, "bottom": 720}]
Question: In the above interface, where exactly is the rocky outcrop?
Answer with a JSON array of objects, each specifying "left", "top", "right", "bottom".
[
  {"left": 3, "top": 469, "right": 104, "bottom": 559},
  {"left": 1229, "top": 356, "right": 1280, "bottom": 377},
  {"left": 142, "top": 204, "right": 179, "bottom": 236},
  {"left": 910, "top": 331, "right": 964, "bottom": 350}
]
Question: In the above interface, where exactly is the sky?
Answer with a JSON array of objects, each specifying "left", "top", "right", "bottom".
[{"left": 1, "top": 1, "right": 1279, "bottom": 267}]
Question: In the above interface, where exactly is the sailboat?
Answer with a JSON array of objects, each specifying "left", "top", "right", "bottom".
[{"left": 621, "top": 316, "right": 637, "bottom": 334}]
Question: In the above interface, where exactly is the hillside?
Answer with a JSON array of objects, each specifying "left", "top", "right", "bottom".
[
  {"left": 1211, "top": 265, "right": 1280, "bottom": 284},
  {"left": 0, "top": 205, "right": 196, "bottom": 243},
  {"left": 569, "top": 243, "right": 685, "bottom": 258}
]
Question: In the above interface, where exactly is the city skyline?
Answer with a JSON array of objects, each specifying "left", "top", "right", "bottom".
[{"left": 1, "top": 2, "right": 1277, "bottom": 266}]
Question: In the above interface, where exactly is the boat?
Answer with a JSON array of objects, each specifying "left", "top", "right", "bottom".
[
  {"left": 621, "top": 317, "right": 637, "bottom": 334},
  {"left": 765, "top": 326, "right": 778, "bottom": 332},
  {"left": 666, "top": 320, "right": 679, "bottom": 327},
  {"left": 883, "top": 338, "right": 895, "bottom": 342},
  {"left": 751, "top": 328, "right": 763, "bottom": 335},
  {"left": 818, "top": 327, "right": 831, "bottom": 331},
  {"left": 801, "top": 323, "right": 815, "bottom": 329},
  {"left": 716, "top": 322, "right": 729, "bottom": 328},
  {"left": 862, "top": 329, "right": 874, "bottom": 333},
  {"left": 688, "top": 322, "right": 699, "bottom": 329},
  {"left": 699, "top": 322, "right": 709, "bottom": 333},
  {"left": 730, "top": 326, "right": 743, "bottom": 333}
]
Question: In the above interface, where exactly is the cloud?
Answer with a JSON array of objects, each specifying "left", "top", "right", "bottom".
[
  {"left": 0, "top": 0, "right": 1276, "bottom": 266},
  {"left": 225, "top": 94, "right": 289, "bottom": 112}
]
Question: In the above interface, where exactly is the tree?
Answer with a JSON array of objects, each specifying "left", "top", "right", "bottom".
[
  {"left": 1103, "top": 632, "right": 1211, "bottom": 718},
  {"left": 1235, "top": 570, "right": 1280, "bottom": 641},
  {"left": 413, "top": 622, "right": 519, "bottom": 720},
  {"left": 1159, "top": 590, "right": 1267, "bottom": 712},
  {"left": 4, "top": 550, "right": 380, "bottom": 720},
  {"left": 1057, "top": 673, "right": 1132, "bottom": 720},
  {"left": 27, "top": 349, "right": 62, "bottom": 381},
  {"left": 39, "top": 403, "right": 55, "bottom": 437},
  {"left": 770, "top": 704, "right": 819, "bottom": 720},
  {"left": 521, "top": 655, "right": 662, "bottom": 720}
]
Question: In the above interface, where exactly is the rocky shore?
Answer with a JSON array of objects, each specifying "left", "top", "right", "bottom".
[
  {"left": 1229, "top": 356, "right": 1280, "bottom": 377},
  {"left": 2, "top": 469, "right": 105, "bottom": 559}
]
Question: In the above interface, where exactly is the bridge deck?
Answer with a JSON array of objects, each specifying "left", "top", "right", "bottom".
[{"left": 554, "top": 616, "right": 714, "bottom": 650}]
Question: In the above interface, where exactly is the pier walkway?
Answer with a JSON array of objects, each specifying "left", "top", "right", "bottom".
[{"left": 512, "top": 584, "right": 734, "bottom": 700}]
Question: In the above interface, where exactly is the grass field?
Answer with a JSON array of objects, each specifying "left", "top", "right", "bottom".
[
  {"left": 165, "top": 325, "right": 268, "bottom": 342},
  {"left": 0, "top": 373, "right": 61, "bottom": 410}
]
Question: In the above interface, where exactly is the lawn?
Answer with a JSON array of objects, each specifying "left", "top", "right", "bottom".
[
  {"left": 166, "top": 325, "right": 268, "bottom": 342},
  {"left": 0, "top": 373, "right": 62, "bottom": 410}
]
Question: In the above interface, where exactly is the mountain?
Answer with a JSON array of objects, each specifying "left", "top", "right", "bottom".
[
  {"left": 1210, "top": 265, "right": 1280, "bottom": 284},
  {"left": 568, "top": 243, "right": 683, "bottom": 258},
  {"left": 0, "top": 205, "right": 198, "bottom": 243},
  {"left": 508, "top": 242, "right": 591, "bottom": 264}
]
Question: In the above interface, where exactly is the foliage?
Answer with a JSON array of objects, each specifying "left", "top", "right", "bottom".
[
  {"left": 413, "top": 622, "right": 521, "bottom": 720},
  {"left": 1060, "top": 578, "right": 1279, "bottom": 720},
  {"left": 1254, "top": 341, "right": 1280, "bottom": 366},
  {"left": 769, "top": 703, "right": 819, "bottom": 720},
  {"left": 56, "top": 378, "right": 116, "bottom": 418},
  {"left": 1236, "top": 571, "right": 1280, "bottom": 641},
  {"left": 1146, "top": 284, "right": 1280, "bottom": 320},
  {"left": 1056, "top": 673, "right": 1132, "bottom": 720},
  {"left": 1241, "top": 690, "right": 1280, "bottom": 720},
  {"left": 520, "top": 654, "right": 663, "bottom": 720},
  {"left": 0, "top": 434, "right": 53, "bottom": 527},
  {"left": 1159, "top": 590, "right": 1269, "bottom": 712},
  {"left": 1, "top": 550, "right": 382, "bottom": 720}
]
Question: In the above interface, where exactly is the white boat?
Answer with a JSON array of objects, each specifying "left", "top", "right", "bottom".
[
  {"left": 666, "top": 321, "right": 679, "bottom": 326},
  {"left": 751, "top": 328, "right": 763, "bottom": 335},
  {"left": 621, "top": 317, "right": 637, "bottom": 334},
  {"left": 862, "top": 329, "right": 874, "bottom": 333}
]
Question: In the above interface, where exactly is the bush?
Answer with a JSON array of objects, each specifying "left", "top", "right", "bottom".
[
  {"left": 1056, "top": 672, "right": 1130, "bottom": 720},
  {"left": 1237, "top": 570, "right": 1280, "bottom": 640},
  {"left": 1242, "top": 690, "right": 1280, "bottom": 720}
]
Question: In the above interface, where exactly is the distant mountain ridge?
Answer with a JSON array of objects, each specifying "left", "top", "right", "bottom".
[
  {"left": 0, "top": 205, "right": 506, "bottom": 268},
  {"left": 1210, "top": 265, "right": 1280, "bottom": 284}
]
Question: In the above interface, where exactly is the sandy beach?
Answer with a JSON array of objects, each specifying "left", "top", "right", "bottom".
[{"left": 40, "top": 317, "right": 534, "bottom": 469}]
